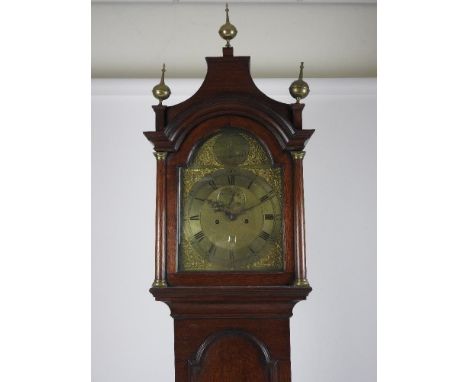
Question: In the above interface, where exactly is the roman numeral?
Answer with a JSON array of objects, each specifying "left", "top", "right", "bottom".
[
  {"left": 264, "top": 214, "right": 274, "bottom": 220},
  {"left": 189, "top": 215, "right": 200, "bottom": 220},
  {"left": 193, "top": 231, "right": 205, "bottom": 242},
  {"left": 208, "top": 179, "right": 218, "bottom": 189},
  {"left": 208, "top": 244, "right": 216, "bottom": 257},
  {"left": 227, "top": 174, "right": 235, "bottom": 185},
  {"left": 259, "top": 231, "right": 271, "bottom": 241},
  {"left": 260, "top": 191, "right": 274, "bottom": 203}
]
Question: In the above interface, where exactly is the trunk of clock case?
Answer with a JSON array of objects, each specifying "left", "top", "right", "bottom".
[{"left": 151, "top": 286, "right": 311, "bottom": 382}]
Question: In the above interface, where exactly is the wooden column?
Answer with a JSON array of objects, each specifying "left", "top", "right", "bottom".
[
  {"left": 291, "top": 151, "right": 309, "bottom": 287},
  {"left": 153, "top": 151, "right": 167, "bottom": 287}
]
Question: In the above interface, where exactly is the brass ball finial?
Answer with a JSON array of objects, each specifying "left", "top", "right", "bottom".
[
  {"left": 289, "top": 62, "right": 310, "bottom": 103},
  {"left": 152, "top": 63, "right": 171, "bottom": 105},
  {"left": 218, "top": 3, "right": 237, "bottom": 48}
]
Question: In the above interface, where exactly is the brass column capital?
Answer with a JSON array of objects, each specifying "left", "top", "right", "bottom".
[
  {"left": 291, "top": 151, "right": 306, "bottom": 160},
  {"left": 153, "top": 151, "right": 168, "bottom": 161}
]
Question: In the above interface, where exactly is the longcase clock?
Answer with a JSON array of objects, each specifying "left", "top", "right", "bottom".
[{"left": 144, "top": 6, "right": 314, "bottom": 381}]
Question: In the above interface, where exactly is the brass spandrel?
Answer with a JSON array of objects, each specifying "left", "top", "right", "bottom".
[
  {"left": 241, "top": 134, "right": 271, "bottom": 168},
  {"left": 191, "top": 136, "right": 221, "bottom": 168},
  {"left": 182, "top": 169, "right": 215, "bottom": 201},
  {"left": 179, "top": 237, "right": 218, "bottom": 271},
  {"left": 246, "top": 242, "right": 283, "bottom": 271},
  {"left": 251, "top": 168, "right": 282, "bottom": 200}
]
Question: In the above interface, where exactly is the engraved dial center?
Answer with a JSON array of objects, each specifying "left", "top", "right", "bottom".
[{"left": 200, "top": 186, "right": 263, "bottom": 250}]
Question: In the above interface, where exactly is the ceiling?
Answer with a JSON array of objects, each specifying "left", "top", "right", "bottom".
[{"left": 92, "top": 1, "right": 376, "bottom": 78}]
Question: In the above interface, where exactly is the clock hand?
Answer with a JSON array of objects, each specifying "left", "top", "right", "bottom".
[
  {"left": 232, "top": 193, "right": 275, "bottom": 217},
  {"left": 205, "top": 199, "right": 237, "bottom": 220},
  {"left": 228, "top": 191, "right": 236, "bottom": 208},
  {"left": 205, "top": 199, "right": 225, "bottom": 211}
]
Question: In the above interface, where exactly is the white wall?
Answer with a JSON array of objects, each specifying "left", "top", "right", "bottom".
[
  {"left": 91, "top": 3, "right": 377, "bottom": 78},
  {"left": 92, "top": 77, "right": 376, "bottom": 381}
]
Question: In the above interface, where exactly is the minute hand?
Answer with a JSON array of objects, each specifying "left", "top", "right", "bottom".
[{"left": 237, "top": 192, "right": 275, "bottom": 215}]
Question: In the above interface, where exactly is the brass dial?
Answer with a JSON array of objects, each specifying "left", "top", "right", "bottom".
[
  {"left": 179, "top": 129, "right": 283, "bottom": 271},
  {"left": 184, "top": 168, "right": 281, "bottom": 270}
]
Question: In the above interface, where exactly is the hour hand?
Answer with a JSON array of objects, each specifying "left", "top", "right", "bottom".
[
  {"left": 205, "top": 199, "right": 237, "bottom": 220},
  {"left": 205, "top": 199, "right": 231, "bottom": 214},
  {"left": 205, "top": 199, "right": 225, "bottom": 211}
]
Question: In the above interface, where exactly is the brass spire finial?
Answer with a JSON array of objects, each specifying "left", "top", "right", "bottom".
[
  {"left": 289, "top": 62, "right": 310, "bottom": 103},
  {"left": 299, "top": 62, "right": 304, "bottom": 80},
  {"left": 225, "top": 3, "right": 230, "bottom": 22},
  {"left": 218, "top": 3, "right": 237, "bottom": 48},
  {"left": 152, "top": 63, "right": 171, "bottom": 105}
]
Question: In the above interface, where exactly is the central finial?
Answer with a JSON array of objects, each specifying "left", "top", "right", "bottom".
[
  {"left": 225, "top": 3, "right": 230, "bottom": 22},
  {"left": 218, "top": 3, "right": 237, "bottom": 48}
]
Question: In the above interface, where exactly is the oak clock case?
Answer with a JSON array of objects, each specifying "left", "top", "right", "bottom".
[{"left": 144, "top": 6, "right": 314, "bottom": 382}]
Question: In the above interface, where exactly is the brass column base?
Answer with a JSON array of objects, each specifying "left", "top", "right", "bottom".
[
  {"left": 294, "top": 278, "right": 310, "bottom": 287},
  {"left": 152, "top": 280, "right": 167, "bottom": 288}
]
